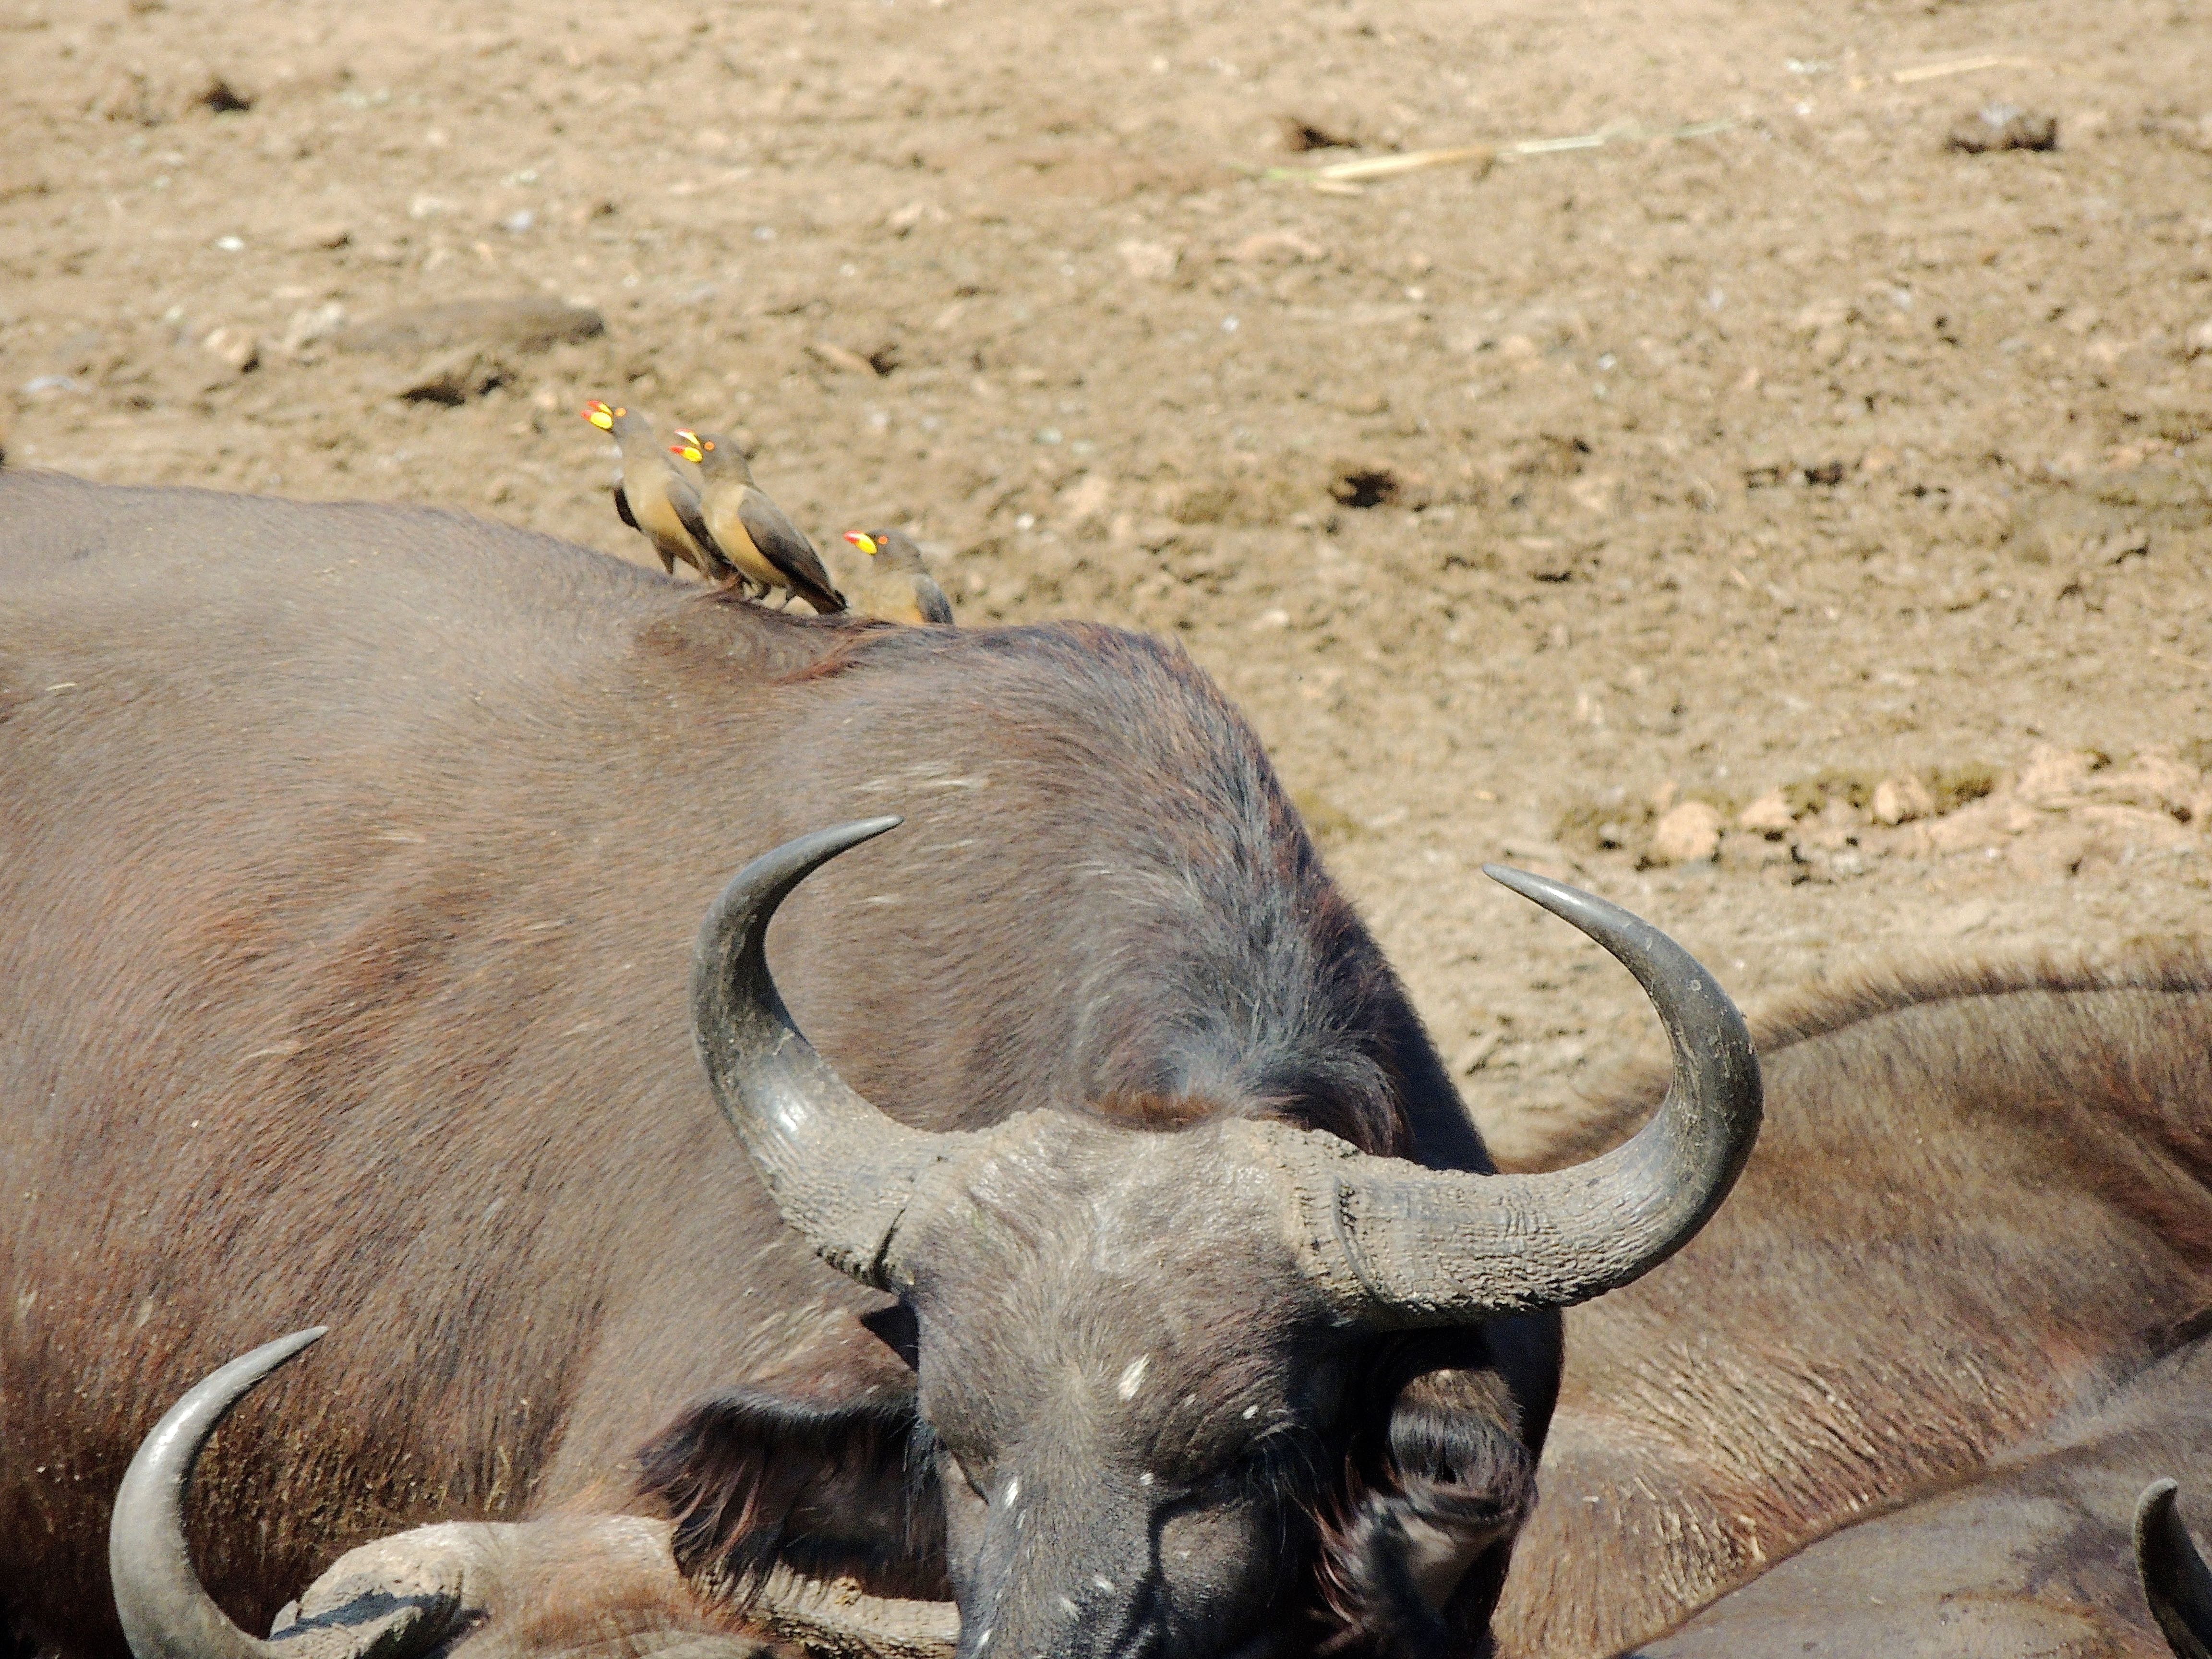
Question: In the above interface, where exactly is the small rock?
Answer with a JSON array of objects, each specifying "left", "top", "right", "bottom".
[
  {"left": 202, "top": 325, "right": 259, "bottom": 373},
  {"left": 1738, "top": 791, "right": 1796, "bottom": 834},
  {"left": 279, "top": 302, "right": 347, "bottom": 357},
  {"left": 1871, "top": 774, "right": 1936, "bottom": 826},
  {"left": 806, "top": 340, "right": 878, "bottom": 375},
  {"left": 886, "top": 200, "right": 947, "bottom": 232},
  {"left": 1649, "top": 801, "right": 1724, "bottom": 866},
  {"left": 1566, "top": 473, "right": 1622, "bottom": 516},
  {"left": 2186, "top": 319, "right": 2212, "bottom": 360},
  {"left": 1946, "top": 104, "right": 2057, "bottom": 154},
  {"left": 1116, "top": 239, "right": 1180, "bottom": 282},
  {"left": 1057, "top": 474, "right": 1113, "bottom": 521}
]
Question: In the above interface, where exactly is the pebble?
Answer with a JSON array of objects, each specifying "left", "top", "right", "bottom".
[
  {"left": 1737, "top": 791, "right": 1795, "bottom": 834},
  {"left": 1872, "top": 775, "right": 1936, "bottom": 826},
  {"left": 1650, "top": 801, "right": 1725, "bottom": 866},
  {"left": 1116, "top": 240, "right": 1180, "bottom": 282},
  {"left": 279, "top": 302, "right": 346, "bottom": 356},
  {"left": 202, "top": 325, "right": 259, "bottom": 373}
]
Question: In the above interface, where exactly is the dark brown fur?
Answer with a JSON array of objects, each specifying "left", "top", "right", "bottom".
[{"left": 0, "top": 473, "right": 1531, "bottom": 1658}]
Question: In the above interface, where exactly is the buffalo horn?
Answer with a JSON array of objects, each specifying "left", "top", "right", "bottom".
[
  {"left": 1255, "top": 867, "right": 1762, "bottom": 1326},
  {"left": 691, "top": 817, "right": 977, "bottom": 1289},
  {"left": 2138, "top": 1479, "right": 2212, "bottom": 1659},
  {"left": 109, "top": 1328, "right": 344, "bottom": 1659},
  {"left": 112, "top": 1337, "right": 958, "bottom": 1659}
]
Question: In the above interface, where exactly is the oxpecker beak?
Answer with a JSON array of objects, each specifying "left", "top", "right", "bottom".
[
  {"left": 843, "top": 532, "right": 881, "bottom": 557},
  {"left": 582, "top": 400, "right": 615, "bottom": 431},
  {"left": 670, "top": 441, "right": 705, "bottom": 464}
]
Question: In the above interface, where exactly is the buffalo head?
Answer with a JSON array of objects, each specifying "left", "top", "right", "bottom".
[{"left": 681, "top": 819, "right": 1760, "bottom": 1658}]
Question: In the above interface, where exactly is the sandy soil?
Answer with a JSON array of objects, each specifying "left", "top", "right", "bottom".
[{"left": 5, "top": 0, "right": 2212, "bottom": 1158}]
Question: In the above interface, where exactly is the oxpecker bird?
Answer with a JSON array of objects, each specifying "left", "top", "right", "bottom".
[
  {"left": 580, "top": 401, "right": 728, "bottom": 582},
  {"left": 841, "top": 529, "right": 955, "bottom": 626},
  {"left": 668, "top": 431, "right": 845, "bottom": 614}
]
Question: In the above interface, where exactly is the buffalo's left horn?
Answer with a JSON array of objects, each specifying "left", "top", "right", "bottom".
[
  {"left": 110, "top": 1328, "right": 331, "bottom": 1659},
  {"left": 1254, "top": 867, "right": 1761, "bottom": 1326},
  {"left": 2138, "top": 1479, "right": 2212, "bottom": 1659},
  {"left": 691, "top": 817, "right": 978, "bottom": 1289}
]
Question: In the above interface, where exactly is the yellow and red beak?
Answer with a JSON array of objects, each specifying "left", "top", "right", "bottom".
[
  {"left": 582, "top": 399, "right": 615, "bottom": 431},
  {"left": 843, "top": 532, "right": 881, "bottom": 557},
  {"left": 669, "top": 437, "right": 705, "bottom": 464}
]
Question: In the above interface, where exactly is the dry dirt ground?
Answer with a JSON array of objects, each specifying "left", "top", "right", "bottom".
[{"left": 5, "top": 0, "right": 2212, "bottom": 1158}]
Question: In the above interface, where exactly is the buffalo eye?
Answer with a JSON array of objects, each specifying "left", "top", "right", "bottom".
[{"left": 939, "top": 1444, "right": 989, "bottom": 1502}]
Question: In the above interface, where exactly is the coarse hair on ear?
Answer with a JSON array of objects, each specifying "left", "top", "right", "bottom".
[
  {"left": 635, "top": 1385, "right": 949, "bottom": 1603},
  {"left": 1314, "top": 1350, "right": 1539, "bottom": 1658}
]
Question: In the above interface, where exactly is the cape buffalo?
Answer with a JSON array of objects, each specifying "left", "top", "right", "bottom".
[
  {"left": 1495, "top": 946, "right": 2212, "bottom": 1658},
  {"left": 0, "top": 470, "right": 1758, "bottom": 1659}
]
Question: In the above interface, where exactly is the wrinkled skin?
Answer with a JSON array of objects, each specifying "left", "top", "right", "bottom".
[{"left": 905, "top": 1129, "right": 1348, "bottom": 1659}]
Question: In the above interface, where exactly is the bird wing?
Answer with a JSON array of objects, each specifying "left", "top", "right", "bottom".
[
  {"left": 915, "top": 576, "right": 955, "bottom": 626},
  {"left": 613, "top": 481, "right": 639, "bottom": 532},
  {"left": 665, "top": 473, "right": 736, "bottom": 581},
  {"left": 738, "top": 490, "right": 845, "bottom": 613}
]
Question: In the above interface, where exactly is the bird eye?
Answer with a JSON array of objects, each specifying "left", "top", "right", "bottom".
[
  {"left": 613, "top": 407, "right": 626, "bottom": 418},
  {"left": 701, "top": 440, "right": 715, "bottom": 452}
]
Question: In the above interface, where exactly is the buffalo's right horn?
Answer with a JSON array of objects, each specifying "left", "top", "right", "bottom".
[
  {"left": 1253, "top": 867, "right": 1762, "bottom": 1327},
  {"left": 2138, "top": 1479, "right": 2212, "bottom": 1659},
  {"left": 114, "top": 1338, "right": 961, "bottom": 1659},
  {"left": 110, "top": 1332, "right": 469, "bottom": 1659},
  {"left": 691, "top": 818, "right": 978, "bottom": 1290},
  {"left": 106, "top": 1327, "right": 409, "bottom": 1659}
]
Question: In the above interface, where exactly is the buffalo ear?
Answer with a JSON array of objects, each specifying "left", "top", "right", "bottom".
[
  {"left": 860, "top": 1301, "right": 920, "bottom": 1370},
  {"left": 1318, "top": 1335, "right": 1541, "bottom": 1657},
  {"left": 636, "top": 1385, "right": 948, "bottom": 1602}
]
